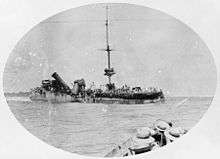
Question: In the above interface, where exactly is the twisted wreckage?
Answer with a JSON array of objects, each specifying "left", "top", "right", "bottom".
[
  {"left": 30, "top": 72, "right": 164, "bottom": 104},
  {"left": 30, "top": 6, "right": 165, "bottom": 104}
]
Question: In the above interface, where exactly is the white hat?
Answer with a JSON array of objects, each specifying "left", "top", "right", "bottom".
[
  {"left": 131, "top": 127, "right": 155, "bottom": 149},
  {"left": 137, "top": 127, "right": 156, "bottom": 137},
  {"left": 154, "top": 120, "right": 171, "bottom": 132},
  {"left": 164, "top": 127, "right": 187, "bottom": 141}
]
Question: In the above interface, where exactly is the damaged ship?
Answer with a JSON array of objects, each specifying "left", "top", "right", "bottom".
[{"left": 30, "top": 6, "right": 165, "bottom": 104}]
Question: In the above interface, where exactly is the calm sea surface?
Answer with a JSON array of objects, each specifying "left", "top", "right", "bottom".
[{"left": 6, "top": 96, "right": 212, "bottom": 157}]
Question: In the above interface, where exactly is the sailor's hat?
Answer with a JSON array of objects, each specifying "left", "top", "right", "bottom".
[
  {"left": 137, "top": 127, "right": 156, "bottom": 136},
  {"left": 164, "top": 127, "right": 187, "bottom": 141},
  {"left": 154, "top": 120, "right": 171, "bottom": 132},
  {"left": 130, "top": 127, "right": 155, "bottom": 149}
]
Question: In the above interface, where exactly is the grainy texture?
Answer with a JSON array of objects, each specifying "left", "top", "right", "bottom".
[{"left": 6, "top": 96, "right": 212, "bottom": 157}]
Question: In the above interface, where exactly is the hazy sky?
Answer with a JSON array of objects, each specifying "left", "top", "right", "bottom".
[{"left": 3, "top": 3, "right": 217, "bottom": 96}]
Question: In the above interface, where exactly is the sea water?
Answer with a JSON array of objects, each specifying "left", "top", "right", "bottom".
[{"left": 5, "top": 96, "right": 212, "bottom": 157}]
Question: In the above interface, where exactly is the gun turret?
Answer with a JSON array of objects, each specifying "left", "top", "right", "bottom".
[
  {"left": 51, "top": 72, "right": 72, "bottom": 94},
  {"left": 72, "top": 78, "right": 86, "bottom": 95}
]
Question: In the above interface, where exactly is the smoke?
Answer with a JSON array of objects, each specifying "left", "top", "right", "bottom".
[{"left": 42, "top": 58, "right": 50, "bottom": 80}]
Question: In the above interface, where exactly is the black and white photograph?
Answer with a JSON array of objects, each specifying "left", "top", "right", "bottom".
[{"left": 2, "top": 2, "right": 217, "bottom": 158}]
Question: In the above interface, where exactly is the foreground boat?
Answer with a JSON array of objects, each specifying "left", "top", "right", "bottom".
[{"left": 105, "top": 120, "right": 187, "bottom": 157}]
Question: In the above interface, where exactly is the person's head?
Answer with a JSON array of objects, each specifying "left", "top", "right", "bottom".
[
  {"left": 164, "top": 127, "right": 187, "bottom": 142},
  {"left": 131, "top": 127, "right": 156, "bottom": 150},
  {"left": 136, "top": 127, "right": 156, "bottom": 138},
  {"left": 154, "top": 120, "right": 172, "bottom": 132}
]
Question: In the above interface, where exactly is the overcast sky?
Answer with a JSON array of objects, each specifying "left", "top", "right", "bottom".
[{"left": 3, "top": 3, "right": 217, "bottom": 96}]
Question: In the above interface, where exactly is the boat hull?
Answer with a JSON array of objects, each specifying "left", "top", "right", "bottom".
[
  {"left": 30, "top": 92, "right": 77, "bottom": 103},
  {"left": 30, "top": 91, "right": 164, "bottom": 104},
  {"left": 105, "top": 137, "right": 134, "bottom": 157},
  {"left": 95, "top": 91, "right": 164, "bottom": 100}
]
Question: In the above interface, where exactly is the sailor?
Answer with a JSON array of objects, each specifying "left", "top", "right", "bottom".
[
  {"left": 152, "top": 120, "right": 172, "bottom": 146},
  {"left": 129, "top": 127, "right": 158, "bottom": 155},
  {"left": 164, "top": 127, "right": 187, "bottom": 143}
]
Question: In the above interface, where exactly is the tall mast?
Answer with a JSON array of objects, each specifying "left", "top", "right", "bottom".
[
  {"left": 104, "top": 6, "right": 115, "bottom": 84},
  {"left": 106, "top": 6, "right": 110, "bottom": 69}
]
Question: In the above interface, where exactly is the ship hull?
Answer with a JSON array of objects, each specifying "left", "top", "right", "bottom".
[
  {"left": 29, "top": 92, "right": 78, "bottom": 103},
  {"left": 88, "top": 97, "right": 163, "bottom": 104},
  {"left": 30, "top": 91, "right": 164, "bottom": 104},
  {"left": 95, "top": 91, "right": 164, "bottom": 100}
]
